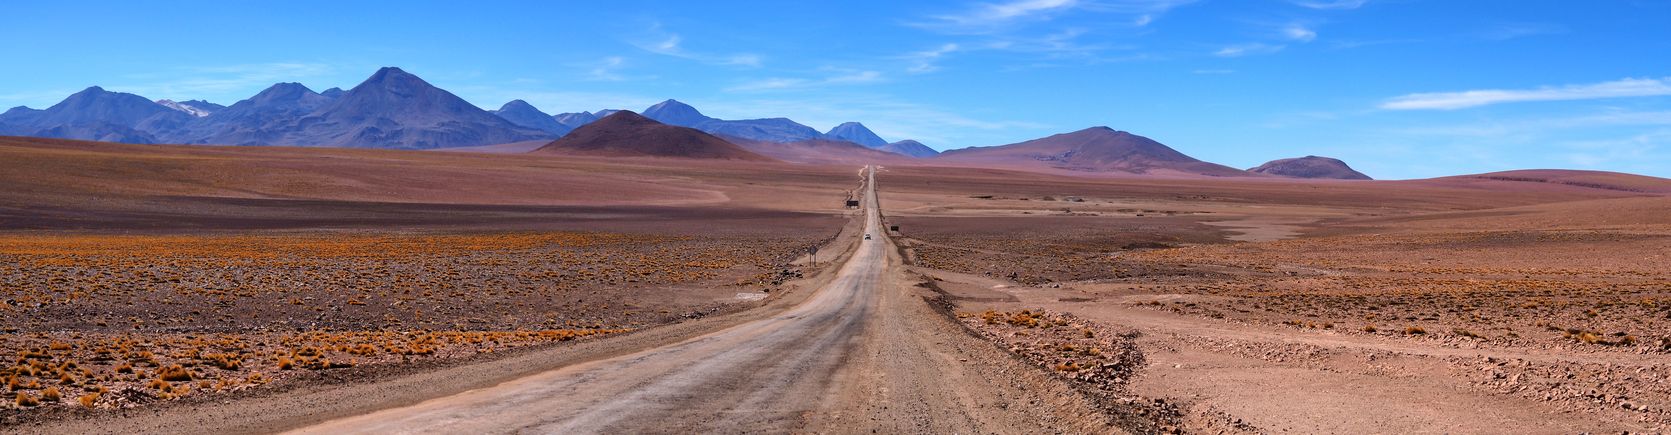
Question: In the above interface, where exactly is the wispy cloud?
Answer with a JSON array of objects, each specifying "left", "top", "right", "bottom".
[
  {"left": 915, "top": 0, "right": 1193, "bottom": 34},
  {"left": 634, "top": 24, "right": 762, "bottom": 67},
  {"left": 586, "top": 57, "right": 627, "bottom": 81},
  {"left": 1559, "top": 129, "right": 1668, "bottom": 169},
  {"left": 699, "top": 94, "right": 1051, "bottom": 146},
  {"left": 1381, "top": 77, "right": 1671, "bottom": 110},
  {"left": 454, "top": 86, "right": 665, "bottom": 115},
  {"left": 0, "top": 89, "right": 83, "bottom": 107},
  {"left": 114, "top": 62, "right": 336, "bottom": 100},
  {"left": 903, "top": 43, "right": 961, "bottom": 73},
  {"left": 1327, "top": 37, "right": 1425, "bottom": 50},
  {"left": 1283, "top": 24, "right": 1317, "bottom": 42},
  {"left": 1290, "top": 0, "right": 1367, "bottom": 10},
  {"left": 725, "top": 70, "right": 886, "bottom": 93},
  {"left": 918, "top": 0, "right": 1081, "bottom": 33},
  {"left": 1479, "top": 22, "right": 1567, "bottom": 41},
  {"left": 1214, "top": 43, "right": 1285, "bottom": 57}
]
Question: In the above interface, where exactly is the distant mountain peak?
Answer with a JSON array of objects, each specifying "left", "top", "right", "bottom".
[
  {"left": 878, "top": 139, "right": 939, "bottom": 158},
  {"left": 320, "top": 87, "right": 345, "bottom": 98},
  {"left": 368, "top": 66, "right": 414, "bottom": 80},
  {"left": 825, "top": 122, "right": 888, "bottom": 147},
  {"left": 498, "top": 99, "right": 536, "bottom": 111},
  {"left": 1248, "top": 155, "right": 1371, "bottom": 180},
  {"left": 643, "top": 99, "right": 711, "bottom": 126},
  {"left": 240, "top": 83, "right": 326, "bottom": 109},
  {"left": 937, "top": 126, "right": 1249, "bottom": 177},
  {"left": 356, "top": 67, "right": 435, "bottom": 95},
  {"left": 155, "top": 99, "right": 218, "bottom": 117},
  {"left": 254, "top": 82, "right": 317, "bottom": 98},
  {"left": 553, "top": 111, "right": 602, "bottom": 129},
  {"left": 535, "top": 110, "right": 772, "bottom": 161},
  {"left": 491, "top": 99, "right": 571, "bottom": 136}
]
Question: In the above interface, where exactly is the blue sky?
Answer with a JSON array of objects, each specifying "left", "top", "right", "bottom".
[{"left": 3, "top": 0, "right": 1670, "bottom": 179}]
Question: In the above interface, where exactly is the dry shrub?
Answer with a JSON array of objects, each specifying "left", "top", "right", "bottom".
[
  {"left": 156, "top": 364, "right": 192, "bottom": 382},
  {"left": 78, "top": 392, "right": 99, "bottom": 408},
  {"left": 40, "top": 386, "right": 61, "bottom": 402},
  {"left": 15, "top": 392, "right": 38, "bottom": 407}
]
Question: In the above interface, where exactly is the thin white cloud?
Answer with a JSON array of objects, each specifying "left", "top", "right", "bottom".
[
  {"left": 634, "top": 24, "right": 762, "bottom": 67},
  {"left": 1283, "top": 24, "right": 1317, "bottom": 42},
  {"left": 904, "top": 43, "right": 961, "bottom": 74},
  {"left": 827, "top": 70, "right": 884, "bottom": 84},
  {"left": 725, "top": 54, "right": 763, "bottom": 68},
  {"left": 727, "top": 78, "right": 805, "bottom": 92},
  {"left": 0, "top": 89, "right": 84, "bottom": 107},
  {"left": 455, "top": 87, "right": 665, "bottom": 116},
  {"left": 916, "top": 0, "right": 1192, "bottom": 34},
  {"left": 925, "top": 0, "right": 1080, "bottom": 31},
  {"left": 113, "top": 62, "right": 336, "bottom": 100},
  {"left": 1290, "top": 0, "right": 1367, "bottom": 10},
  {"left": 1381, "top": 77, "right": 1671, "bottom": 110},
  {"left": 1479, "top": 22, "right": 1566, "bottom": 41},
  {"left": 725, "top": 70, "right": 886, "bottom": 93},
  {"left": 587, "top": 57, "right": 627, "bottom": 81},
  {"left": 1214, "top": 43, "right": 1285, "bottom": 57},
  {"left": 1559, "top": 130, "right": 1668, "bottom": 169},
  {"left": 699, "top": 94, "right": 1051, "bottom": 147}
]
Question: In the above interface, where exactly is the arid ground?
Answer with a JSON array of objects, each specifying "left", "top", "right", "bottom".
[
  {"left": 883, "top": 165, "right": 1671, "bottom": 433},
  {"left": 4, "top": 137, "right": 1671, "bottom": 433}
]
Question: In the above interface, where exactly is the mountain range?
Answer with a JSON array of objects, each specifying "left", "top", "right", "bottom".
[
  {"left": 640, "top": 99, "right": 826, "bottom": 143},
  {"left": 0, "top": 66, "right": 1372, "bottom": 179},
  {"left": 0, "top": 67, "right": 940, "bottom": 155},
  {"left": 0, "top": 68, "right": 551, "bottom": 149}
]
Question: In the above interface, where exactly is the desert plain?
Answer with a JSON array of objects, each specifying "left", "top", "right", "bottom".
[{"left": 2, "top": 136, "right": 1670, "bottom": 433}]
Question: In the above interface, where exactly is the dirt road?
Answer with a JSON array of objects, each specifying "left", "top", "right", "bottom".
[{"left": 284, "top": 166, "right": 1107, "bottom": 434}]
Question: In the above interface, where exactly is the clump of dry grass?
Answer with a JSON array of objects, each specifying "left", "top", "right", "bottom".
[
  {"left": 78, "top": 392, "right": 99, "bottom": 408},
  {"left": 156, "top": 364, "right": 192, "bottom": 382},
  {"left": 15, "top": 391, "right": 38, "bottom": 407}
]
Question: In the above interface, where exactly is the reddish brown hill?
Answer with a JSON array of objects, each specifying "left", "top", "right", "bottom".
[
  {"left": 724, "top": 136, "right": 912, "bottom": 165},
  {"left": 1426, "top": 169, "right": 1671, "bottom": 194},
  {"left": 935, "top": 127, "right": 1250, "bottom": 177},
  {"left": 533, "top": 111, "right": 773, "bottom": 161},
  {"left": 1249, "top": 155, "right": 1372, "bottom": 180}
]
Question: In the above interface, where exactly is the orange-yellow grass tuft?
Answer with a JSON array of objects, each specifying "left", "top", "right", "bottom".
[
  {"left": 156, "top": 364, "right": 193, "bottom": 382},
  {"left": 15, "top": 392, "right": 38, "bottom": 407}
]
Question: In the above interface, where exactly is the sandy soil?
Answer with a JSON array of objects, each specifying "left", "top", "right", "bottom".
[
  {"left": 887, "top": 165, "right": 1671, "bottom": 433},
  {"left": 8, "top": 137, "right": 1671, "bottom": 433},
  {"left": 0, "top": 137, "right": 862, "bottom": 426}
]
